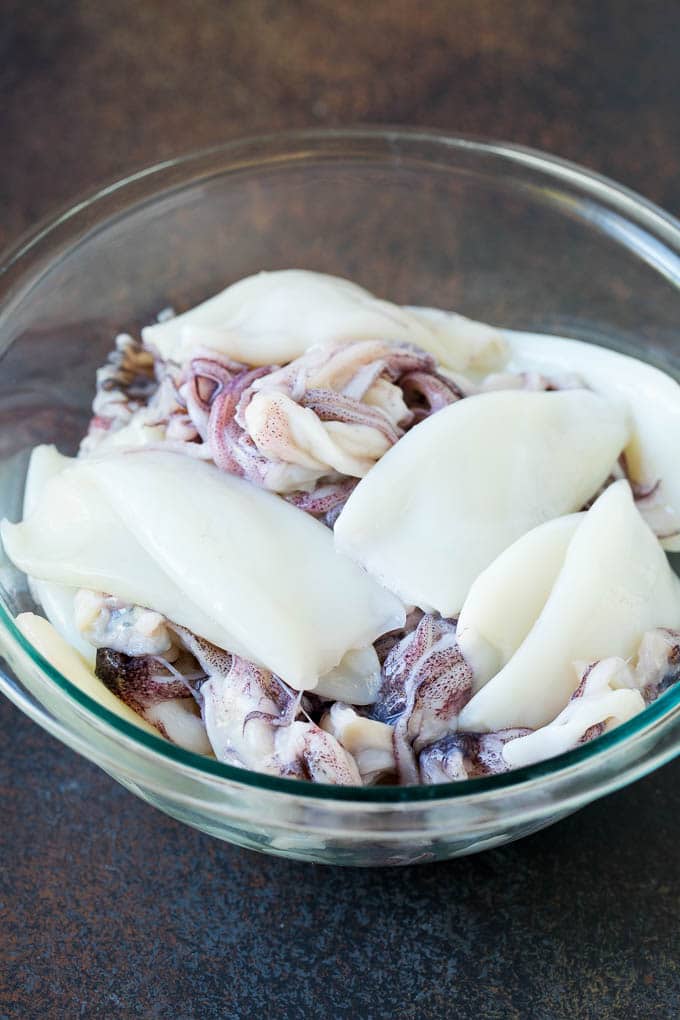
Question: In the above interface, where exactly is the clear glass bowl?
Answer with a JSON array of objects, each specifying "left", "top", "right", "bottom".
[{"left": 2, "top": 128, "right": 680, "bottom": 866}]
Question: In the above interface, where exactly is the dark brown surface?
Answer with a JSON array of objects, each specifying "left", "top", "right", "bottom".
[{"left": 2, "top": 2, "right": 680, "bottom": 1017}]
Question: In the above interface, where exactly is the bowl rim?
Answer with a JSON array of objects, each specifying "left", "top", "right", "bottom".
[{"left": 2, "top": 125, "right": 680, "bottom": 805}]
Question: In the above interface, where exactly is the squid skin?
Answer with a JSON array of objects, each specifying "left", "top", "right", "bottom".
[
  {"left": 419, "top": 729, "right": 532, "bottom": 783},
  {"left": 271, "top": 722, "right": 362, "bottom": 785},
  {"left": 373, "top": 609, "right": 425, "bottom": 666},
  {"left": 199, "top": 654, "right": 362, "bottom": 784},
  {"left": 94, "top": 645, "right": 213, "bottom": 754},
  {"left": 374, "top": 614, "right": 473, "bottom": 784},
  {"left": 285, "top": 478, "right": 358, "bottom": 528},
  {"left": 95, "top": 648, "right": 192, "bottom": 712},
  {"left": 622, "top": 627, "right": 680, "bottom": 704}
]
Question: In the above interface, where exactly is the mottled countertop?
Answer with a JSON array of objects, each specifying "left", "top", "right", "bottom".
[{"left": 2, "top": 3, "right": 680, "bottom": 1017}]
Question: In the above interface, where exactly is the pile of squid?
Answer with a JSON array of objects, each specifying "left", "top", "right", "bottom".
[
  {"left": 71, "top": 592, "right": 680, "bottom": 784},
  {"left": 7, "top": 269, "right": 680, "bottom": 786},
  {"left": 83, "top": 333, "right": 471, "bottom": 523}
]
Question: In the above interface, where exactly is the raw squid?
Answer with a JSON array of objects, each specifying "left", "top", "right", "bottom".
[
  {"left": 372, "top": 614, "right": 473, "bottom": 784},
  {"left": 269, "top": 721, "right": 362, "bottom": 784},
  {"left": 15, "top": 612, "right": 159, "bottom": 737},
  {"left": 243, "top": 342, "right": 430, "bottom": 483},
  {"left": 22, "top": 445, "right": 96, "bottom": 665},
  {"left": 143, "top": 699, "right": 213, "bottom": 753},
  {"left": 335, "top": 389, "right": 629, "bottom": 615},
  {"left": 419, "top": 728, "right": 531, "bottom": 783},
  {"left": 507, "top": 331, "right": 680, "bottom": 549},
  {"left": 142, "top": 269, "right": 507, "bottom": 372},
  {"left": 459, "top": 481, "right": 680, "bottom": 731},
  {"left": 199, "top": 656, "right": 296, "bottom": 769},
  {"left": 456, "top": 514, "right": 583, "bottom": 688},
  {"left": 320, "top": 703, "right": 396, "bottom": 784},
  {"left": 199, "top": 656, "right": 361, "bottom": 783},
  {"left": 312, "top": 646, "right": 382, "bottom": 705},
  {"left": 634, "top": 627, "right": 680, "bottom": 702},
  {"left": 2, "top": 450, "right": 405, "bottom": 690},
  {"left": 9, "top": 272, "right": 680, "bottom": 788},
  {"left": 94, "top": 646, "right": 212, "bottom": 754},
  {"left": 80, "top": 334, "right": 159, "bottom": 454},
  {"left": 75, "top": 590, "right": 175, "bottom": 658},
  {"left": 501, "top": 658, "right": 645, "bottom": 769},
  {"left": 178, "top": 338, "right": 460, "bottom": 494}
]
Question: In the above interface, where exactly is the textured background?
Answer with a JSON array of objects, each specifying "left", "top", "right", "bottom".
[{"left": 2, "top": 2, "right": 680, "bottom": 1017}]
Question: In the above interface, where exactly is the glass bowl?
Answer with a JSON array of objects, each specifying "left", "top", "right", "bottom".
[{"left": 2, "top": 128, "right": 680, "bottom": 867}]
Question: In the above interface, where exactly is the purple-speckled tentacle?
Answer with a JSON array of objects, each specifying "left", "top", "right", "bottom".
[
  {"left": 182, "top": 356, "right": 249, "bottom": 440},
  {"left": 189, "top": 642, "right": 359, "bottom": 782},
  {"left": 373, "top": 609, "right": 425, "bottom": 666},
  {"left": 207, "top": 366, "right": 276, "bottom": 481},
  {"left": 339, "top": 359, "right": 387, "bottom": 400},
  {"left": 419, "top": 728, "right": 532, "bottom": 783},
  {"left": 300, "top": 388, "right": 403, "bottom": 442},
  {"left": 171, "top": 621, "right": 301, "bottom": 725},
  {"left": 380, "top": 346, "right": 437, "bottom": 381},
  {"left": 225, "top": 655, "right": 300, "bottom": 729},
  {"left": 177, "top": 341, "right": 468, "bottom": 504},
  {"left": 286, "top": 477, "right": 358, "bottom": 517},
  {"left": 169, "top": 624, "right": 232, "bottom": 685},
  {"left": 375, "top": 614, "right": 473, "bottom": 784},
  {"left": 272, "top": 722, "right": 362, "bottom": 784},
  {"left": 399, "top": 371, "right": 465, "bottom": 423}
]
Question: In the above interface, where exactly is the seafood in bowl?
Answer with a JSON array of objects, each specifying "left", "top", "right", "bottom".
[{"left": 5, "top": 268, "right": 680, "bottom": 787}]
